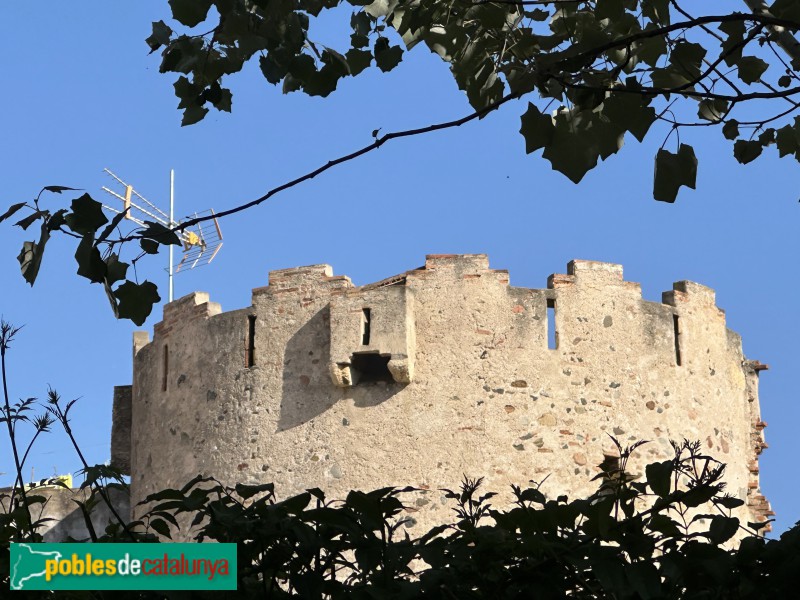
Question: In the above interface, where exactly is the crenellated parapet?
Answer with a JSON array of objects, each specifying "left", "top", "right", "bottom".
[
  {"left": 115, "top": 255, "right": 771, "bottom": 537},
  {"left": 153, "top": 291, "right": 221, "bottom": 339},
  {"left": 256, "top": 264, "right": 353, "bottom": 296}
]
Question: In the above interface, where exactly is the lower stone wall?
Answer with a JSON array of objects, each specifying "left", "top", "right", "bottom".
[{"left": 0, "top": 486, "right": 130, "bottom": 542}]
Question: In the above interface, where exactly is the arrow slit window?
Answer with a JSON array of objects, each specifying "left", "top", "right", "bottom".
[
  {"left": 361, "top": 308, "right": 371, "bottom": 346},
  {"left": 547, "top": 299, "right": 558, "bottom": 350},
  {"left": 162, "top": 345, "right": 169, "bottom": 392},
  {"left": 245, "top": 315, "right": 256, "bottom": 368}
]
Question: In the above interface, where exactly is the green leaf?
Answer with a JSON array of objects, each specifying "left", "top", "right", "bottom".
[
  {"left": 525, "top": 8, "right": 549, "bottom": 21},
  {"left": 140, "top": 221, "right": 181, "bottom": 246},
  {"left": 351, "top": 32, "right": 370, "bottom": 49},
  {"left": 714, "top": 495, "right": 745, "bottom": 510},
  {"left": 707, "top": 515, "right": 739, "bottom": 544},
  {"left": 350, "top": 10, "right": 372, "bottom": 36},
  {"left": 747, "top": 519, "right": 774, "bottom": 531},
  {"left": 592, "top": 115, "right": 626, "bottom": 160},
  {"left": 277, "top": 492, "right": 312, "bottom": 516},
  {"left": 14, "top": 210, "right": 47, "bottom": 231},
  {"left": 595, "top": 0, "right": 625, "bottom": 21},
  {"left": 519, "top": 103, "right": 554, "bottom": 153},
  {"left": 74, "top": 234, "right": 106, "bottom": 283},
  {"left": 105, "top": 254, "right": 129, "bottom": 285},
  {"left": 215, "top": 88, "right": 233, "bottom": 112},
  {"left": 593, "top": 559, "right": 627, "bottom": 596},
  {"left": 636, "top": 30, "right": 667, "bottom": 67},
  {"left": 46, "top": 208, "right": 68, "bottom": 232},
  {"left": 321, "top": 47, "right": 351, "bottom": 77},
  {"left": 602, "top": 94, "right": 656, "bottom": 142},
  {"left": 737, "top": 56, "right": 768, "bottom": 84},
  {"left": 653, "top": 144, "right": 697, "bottom": 203},
  {"left": 626, "top": 561, "right": 662, "bottom": 599},
  {"left": 174, "top": 76, "right": 199, "bottom": 107},
  {"left": 0, "top": 202, "right": 27, "bottom": 224},
  {"left": 719, "top": 20, "right": 746, "bottom": 67},
  {"left": 168, "top": 0, "right": 213, "bottom": 27},
  {"left": 648, "top": 513, "right": 681, "bottom": 537},
  {"left": 542, "top": 111, "right": 600, "bottom": 183},
  {"left": 299, "top": 65, "right": 340, "bottom": 97},
  {"left": 287, "top": 53, "right": 317, "bottom": 85},
  {"left": 113, "top": 281, "right": 161, "bottom": 326},
  {"left": 140, "top": 238, "right": 160, "bottom": 254},
  {"left": 97, "top": 209, "right": 129, "bottom": 244},
  {"left": 234, "top": 482, "right": 275, "bottom": 500},
  {"left": 651, "top": 66, "right": 691, "bottom": 90},
  {"left": 681, "top": 484, "right": 718, "bottom": 507},
  {"left": 143, "top": 487, "right": 189, "bottom": 504},
  {"left": 181, "top": 103, "right": 209, "bottom": 126},
  {"left": 148, "top": 517, "right": 173, "bottom": 539},
  {"left": 202, "top": 82, "right": 232, "bottom": 112},
  {"left": 374, "top": 37, "right": 403, "bottom": 72},
  {"left": 722, "top": 120, "right": 739, "bottom": 140},
  {"left": 641, "top": 0, "right": 670, "bottom": 25},
  {"left": 43, "top": 185, "right": 81, "bottom": 194},
  {"left": 733, "top": 139, "right": 763, "bottom": 164},
  {"left": 776, "top": 123, "right": 800, "bottom": 157},
  {"left": 65, "top": 193, "right": 109, "bottom": 235},
  {"left": 697, "top": 98, "right": 728, "bottom": 123},
  {"left": 17, "top": 223, "right": 50, "bottom": 286},
  {"left": 517, "top": 487, "right": 547, "bottom": 504},
  {"left": 346, "top": 48, "right": 372, "bottom": 76},
  {"left": 670, "top": 41, "right": 706, "bottom": 81},
  {"left": 146, "top": 20, "right": 173, "bottom": 53},
  {"left": 365, "top": 0, "right": 397, "bottom": 18},
  {"left": 645, "top": 460, "right": 672, "bottom": 497},
  {"left": 260, "top": 55, "right": 286, "bottom": 85}
]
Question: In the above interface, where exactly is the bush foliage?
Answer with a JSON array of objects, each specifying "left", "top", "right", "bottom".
[
  {"left": 2, "top": 435, "right": 799, "bottom": 598},
  {"left": 2, "top": 322, "right": 798, "bottom": 598}
]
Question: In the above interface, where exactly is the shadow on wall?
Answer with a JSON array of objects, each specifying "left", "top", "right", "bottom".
[
  {"left": 278, "top": 306, "right": 405, "bottom": 430},
  {"left": 349, "top": 375, "right": 406, "bottom": 409},
  {"left": 10, "top": 487, "right": 132, "bottom": 542}
]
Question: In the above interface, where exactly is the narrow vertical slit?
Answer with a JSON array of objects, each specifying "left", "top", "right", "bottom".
[
  {"left": 673, "top": 314, "right": 682, "bottom": 366},
  {"left": 245, "top": 315, "right": 256, "bottom": 368},
  {"left": 547, "top": 299, "right": 558, "bottom": 350},
  {"left": 162, "top": 345, "right": 169, "bottom": 392},
  {"left": 361, "top": 308, "right": 371, "bottom": 346}
]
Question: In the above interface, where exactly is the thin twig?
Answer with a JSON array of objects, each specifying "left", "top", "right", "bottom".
[{"left": 0, "top": 321, "right": 34, "bottom": 537}]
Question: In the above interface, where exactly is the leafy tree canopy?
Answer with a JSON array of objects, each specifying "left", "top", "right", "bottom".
[
  {"left": 147, "top": 0, "right": 800, "bottom": 202},
  {"left": 5, "top": 0, "right": 800, "bottom": 325}
]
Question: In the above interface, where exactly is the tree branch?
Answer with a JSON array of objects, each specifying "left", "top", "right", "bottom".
[
  {"left": 115, "top": 12, "right": 800, "bottom": 238},
  {"left": 169, "top": 91, "right": 522, "bottom": 233},
  {"left": 743, "top": 0, "right": 800, "bottom": 62},
  {"left": 559, "top": 80, "right": 800, "bottom": 102}
]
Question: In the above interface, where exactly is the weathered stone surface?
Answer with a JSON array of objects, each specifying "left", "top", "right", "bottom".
[
  {"left": 0, "top": 485, "right": 130, "bottom": 542},
  {"left": 110, "top": 385, "right": 132, "bottom": 475},
  {"left": 119, "top": 255, "right": 772, "bottom": 536}
]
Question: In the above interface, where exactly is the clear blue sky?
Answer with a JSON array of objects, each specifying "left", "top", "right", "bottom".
[{"left": 1, "top": 3, "right": 797, "bottom": 536}]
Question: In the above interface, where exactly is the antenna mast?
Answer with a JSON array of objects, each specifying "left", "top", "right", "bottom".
[
  {"left": 100, "top": 168, "right": 223, "bottom": 305},
  {"left": 169, "top": 169, "right": 175, "bottom": 302}
]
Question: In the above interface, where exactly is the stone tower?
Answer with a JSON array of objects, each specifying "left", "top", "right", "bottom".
[{"left": 112, "top": 255, "right": 772, "bottom": 531}]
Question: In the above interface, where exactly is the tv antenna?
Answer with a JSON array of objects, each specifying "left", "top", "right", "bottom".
[{"left": 100, "top": 168, "right": 223, "bottom": 302}]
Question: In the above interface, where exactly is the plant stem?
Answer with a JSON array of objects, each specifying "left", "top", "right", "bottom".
[
  {"left": 0, "top": 324, "right": 34, "bottom": 537},
  {"left": 57, "top": 408, "right": 136, "bottom": 541}
]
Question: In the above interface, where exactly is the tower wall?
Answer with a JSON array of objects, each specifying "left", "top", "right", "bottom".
[{"left": 118, "top": 256, "right": 772, "bottom": 531}]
